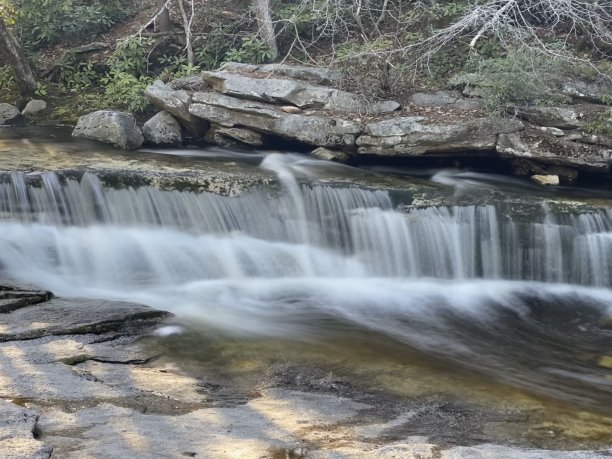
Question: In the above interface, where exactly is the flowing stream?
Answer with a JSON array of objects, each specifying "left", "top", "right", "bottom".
[{"left": 0, "top": 143, "right": 611, "bottom": 414}]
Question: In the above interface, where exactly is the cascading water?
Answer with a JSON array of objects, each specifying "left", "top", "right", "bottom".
[{"left": 0, "top": 153, "right": 610, "bottom": 409}]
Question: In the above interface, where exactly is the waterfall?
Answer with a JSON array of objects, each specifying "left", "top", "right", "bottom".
[
  {"left": 1, "top": 154, "right": 611, "bottom": 407},
  {"left": 1, "top": 168, "right": 612, "bottom": 285}
]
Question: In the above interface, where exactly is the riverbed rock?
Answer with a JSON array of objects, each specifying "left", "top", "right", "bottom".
[
  {"left": 201, "top": 70, "right": 399, "bottom": 114},
  {"left": 144, "top": 80, "right": 207, "bottom": 137},
  {"left": 73, "top": 110, "right": 144, "bottom": 150},
  {"left": 205, "top": 124, "right": 263, "bottom": 147},
  {"left": 518, "top": 106, "right": 583, "bottom": 129},
  {"left": 142, "top": 110, "right": 183, "bottom": 146},
  {"left": 0, "top": 400, "right": 52, "bottom": 459},
  {"left": 531, "top": 174, "right": 559, "bottom": 186},
  {"left": 497, "top": 129, "right": 612, "bottom": 173},
  {"left": 21, "top": 99, "right": 47, "bottom": 116},
  {"left": 190, "top": 92, "right": 361, "bottom": 148},
  {"left": 356, "top": 116, "right": 524, "bottom": 156},
  {"left": 219, "top": 62, "right": 344, "bottom": 84},
  {"left": 0, "top": 103, "right": 21, "bottom": 125},
  {"left": 311, "top": 147, "right": 350, "bottom": 163},
  {"left": 563, "top": 79, "right": 612, "bottom": 105},
  {"left": 410, "top": 91, "right": 483, "bottom": 110}
]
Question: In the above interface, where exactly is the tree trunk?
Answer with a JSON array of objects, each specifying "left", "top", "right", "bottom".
[
  {"left": 0, "top": 18, "right": 37, "bottom": 101},
  {"left": 253, "top": 0, "right": 278, "bottom": 61},
  {"left": 156, "top": 0, "right": 172, "bottom": 33}
]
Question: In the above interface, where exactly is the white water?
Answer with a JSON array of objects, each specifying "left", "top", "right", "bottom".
[{"left": 0, "top": 154, "right": 611, "bottom": 404}]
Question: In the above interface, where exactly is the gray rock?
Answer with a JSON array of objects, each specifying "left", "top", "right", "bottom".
[
  {"left": 190, "top": 92, "right": 361, "bottom": 148},
  {"left": 563, "top": 79, "right": 612, "bottom": 104},
  {"left": 72, "top": 110, "right": 144, "bottom": 150},
  {"left": 21, "top": 99, "right": 47, "bottom": 116},
  {"left": 531, "top": 174, "right": 559, "bottom": 186},
  {"left": 442, "top": 444, "right": 612, "bottom": 459},
  {"left": 518, "top": 106, "right": 582, "bottom": 129},
  {"left": 168, "top": 75, "right": 209, "bottom": 91},
  {"left": 144, "top": 80, "right": 207, "bottom": 136},
  {"left": 497, "top": 131, "right": 611, "bottom": 173},
  {"left": 206, "top": 124, "right": 263, "bottom": 147},
  {"left": 0, "top": 103, "right": 21, "bottom": 125},
  {"left": 0, "top": 296, "right": 169, "bottom": 341},
  {"left": 410, "top": 91, "right": 483, "bottom": 110},
  {"left": 0, "top": 400, "right": 52, "bottom": 459},
  {"left": 202, "top": 71, "right": 398, "bottom": 114},
  {"left": 357, "top": 117, "right": 523, "bottom": 156},
  {"left": 310, "top": 147, "right": 350, "bottom": 163},
  {"left": 142, "top": 110, "right": 182, "bottom": 146},
  {"left": 219, "top": 62, "right": 344, "bottom": 84}
]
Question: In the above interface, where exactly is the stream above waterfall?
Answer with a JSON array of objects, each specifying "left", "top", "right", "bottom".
[{"left": 0, "top": 126, "right": 611, "bottom": 448}]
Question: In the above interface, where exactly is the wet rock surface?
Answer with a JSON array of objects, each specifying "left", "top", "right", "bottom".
[{"left": 0, "top": 282, "right": 609, "bottom": 458}]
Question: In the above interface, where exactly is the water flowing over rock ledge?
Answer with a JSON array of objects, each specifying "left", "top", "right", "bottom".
[
  {"left": 0, "top": 282, "right": 611, "bottom": 459},
  {"left": 71, "top": 63, "right": 612, "bottom": 182}
]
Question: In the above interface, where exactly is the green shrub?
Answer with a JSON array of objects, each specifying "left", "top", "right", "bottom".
[
  {"left": 15, "top": 0, "right": 127, "bottom": 48},
  {"left": 225, "top": 37, "right": 273, "bottom": 64}
]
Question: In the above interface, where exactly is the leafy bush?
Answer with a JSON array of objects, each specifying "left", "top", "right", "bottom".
[
  {"left": 225, "top": 37, "right": 273, "bottom": 64},
  {"left": 97, "top": 72, "right": 153, "bottom": 113},
  {"left": 15, "top": 0, "right": 127, "bottom": 48},
  {"left": 450, "top": 47, "right": 582, "bottom": 113},
  {"left": 108, "top": 37, "right": 152, "bottom": 78}
]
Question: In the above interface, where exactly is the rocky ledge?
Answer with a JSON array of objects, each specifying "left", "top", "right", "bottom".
[
  {"left": 82, "top": 62, "right": 612, "bottom": 183},
  {"left": 1, "top": 282, "right": 611, "bottom": 459}
]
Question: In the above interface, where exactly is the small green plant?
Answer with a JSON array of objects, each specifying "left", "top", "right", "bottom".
[
  {"left": 34, "top": 82, "right": 47, "bottom": 97},
  {"left": 108, "top": 37, "right": 152, "bottom": 77},
  {"left": 584, "top": 109, "right": 612, "bottom": 136},
  {"left": 225, "top": 37, "right": 272, "bottom": 64},
  {"left": 0, "top": 65, "right": 15, "bottom": 89},
  {"left": 59, "top": 60, "right": 98, "bottom": 90},
  {"left": 97, "top": 71, "right": 153, "bottom": 113}
]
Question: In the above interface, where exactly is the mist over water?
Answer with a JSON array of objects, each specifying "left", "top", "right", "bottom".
[{"left": 0, "top": 153, "right": 611, "bottom": 409}]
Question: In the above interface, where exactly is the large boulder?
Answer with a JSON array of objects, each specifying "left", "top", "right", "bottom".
[
  {"left": 0, "top": 103, "right": 21, "bottom": 125},
  {"left": 356, "top": 116, "right": 524, "bottom": 156},
  {"left": 219, "top": 62, "right": 344, "bottom": 84},
  {"left": 201, "top": 71, "right": 399, "bottom": 114},
  {"left": 497, "top": 129, "right": 612, "bottom": 173},
  {"left": 144, "top": 80, "right": 207, "bottom": 136},
  {"left": 142, "top": 110, "right": 183, "bottom": 146},
  {"left": 73, "top": 110, "right": 144, "bottom": 150},
  {"left": 189, "top": 92, "right": 361, "bottom": 149},
  {"left": 517, "top": 106, "right": 583, "bottom": 129}
]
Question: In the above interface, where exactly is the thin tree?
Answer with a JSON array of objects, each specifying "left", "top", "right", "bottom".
[
  {"left": 253, "top": 0, "right": 278, "bottom": 61},
  {"left": 0, "top": 16, "right": 37, "bottom": 101}
]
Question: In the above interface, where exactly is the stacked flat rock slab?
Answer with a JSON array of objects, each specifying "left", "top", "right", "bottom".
[
  {"left": 190, "top": 92, "right": 361, "bottom": 148},
  {"left": 201, "top": 70, "right": 400, "bottom": 114},
  {"left": 498, "top": 130, "right": 612, "bottom": 173},
  {"left": 144, "top": 80, "right": 208, "bottom": 137},
  {"left": 357, "top": 116, "right": 524, "bottom": 156},
  {"left": 219, "top": 62, "right": 344, "bottom": 84}
]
